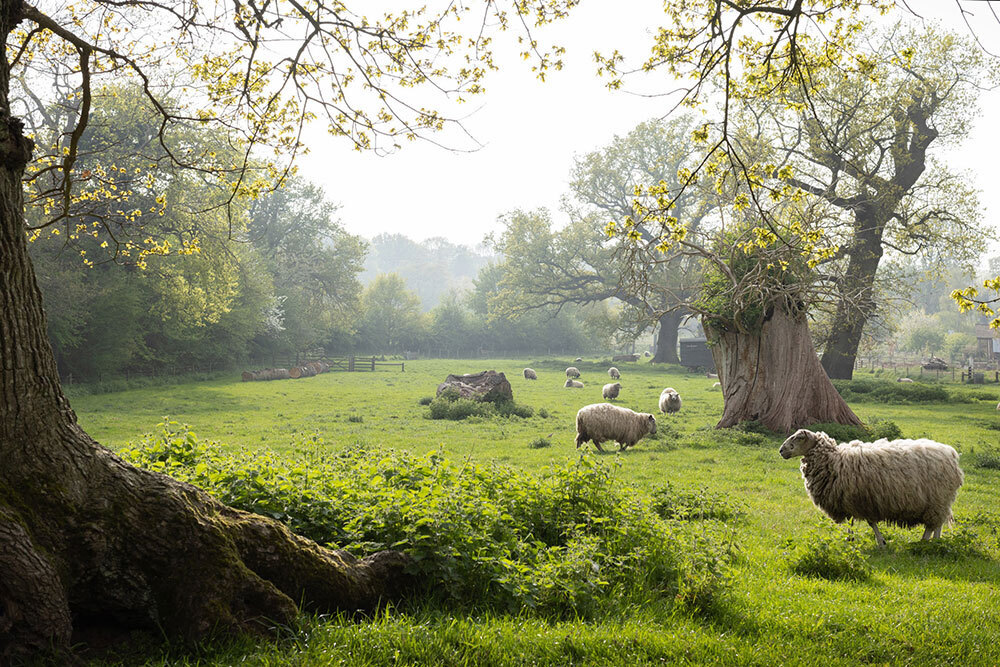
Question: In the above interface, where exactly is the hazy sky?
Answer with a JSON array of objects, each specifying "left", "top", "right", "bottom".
[{"left": 297, "top": 1, "right": 1000, "bottom": 251}]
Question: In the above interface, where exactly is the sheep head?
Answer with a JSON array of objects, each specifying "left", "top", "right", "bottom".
[
  {"left": 647, "top": 414, "right": 657, "bottom": 435},
  {"left": 779, "top": 429, "right": 821, "bottom": 459}
]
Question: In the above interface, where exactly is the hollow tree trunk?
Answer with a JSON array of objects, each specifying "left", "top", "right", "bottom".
[
  {"left": 651, "top": 310, "right": 682, "bottom": 364},
  {"left": 706, "top": 307, "right": 861, "bottom": 433},
  {"left": 820, "top": 209, "right": 887, "bottom": 381},
  {"left": 0, "top": 17, "right": 409, "bottom": 663}
]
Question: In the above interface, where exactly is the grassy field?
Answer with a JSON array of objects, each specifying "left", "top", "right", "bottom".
[{"left": 69, "top": 359, "right": 1000, "bottom": 665}]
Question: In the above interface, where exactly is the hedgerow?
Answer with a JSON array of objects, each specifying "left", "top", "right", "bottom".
[{"left": 121, "top": 421, "right": 736, "bottom": 617}]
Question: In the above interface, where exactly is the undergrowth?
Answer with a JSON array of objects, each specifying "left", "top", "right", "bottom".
[
  {"left": 783, "top": 529, "right": 873, "bottom": 582},
  {"left": 121, "top": 421, "right": 737, "bottom": 618}
]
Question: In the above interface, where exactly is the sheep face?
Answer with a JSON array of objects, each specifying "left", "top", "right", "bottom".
[
  {"left": 779, "top": 429, "right": 818, "bottom": 459},
  {"left": 647, "top": 414, "right": 657, "bottom": 435}
]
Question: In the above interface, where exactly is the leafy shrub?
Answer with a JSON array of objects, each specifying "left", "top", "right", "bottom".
[
  {"left": 650, "top": 483, "right": 743, "bottom": 522},
  {"left": 417, "top": 396, "right": 434, "bottom": 406},
  {"left": 427, "top": 396, "right": 490, "bottom": 420},
  {"left": 867, "top": 418, "right": 902, "bottom": 440},
  {"left": 736, "top": 419, "right": 775, "bottom": 435},
  {"left": 528, "top": 437, "right": 552, "bottom": 449},
  {"left": 832, "top": 379, "right": 949, "bottom": 404},
  {"left": 494, "top": 400, "right": 534, "bottom": 419},
  {"left": 904, "top": 527, "right": 992, "bottom": 560},
  {"left": 348, "top": 414, "right": 364, "bottom": 423},
  {"left": 538, "top": 408, "right": 550, "bottom": 419},
  {"left": 784, "top": 531, "right": 872, "bottom": 582},
  {"left": 122, "top": 422, "right": 734, "bottom": 617}
]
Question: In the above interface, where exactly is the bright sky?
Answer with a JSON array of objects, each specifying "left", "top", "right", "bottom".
[{"left": 297, "top": 1, "right": 1000, "bottom": 252}]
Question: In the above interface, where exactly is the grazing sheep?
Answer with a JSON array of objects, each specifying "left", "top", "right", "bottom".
[
  {"left": 565, "top": 379, "right": 584, "bottom": 389},
  {"left": 523, "top": 368, "right": 537, "bottom": 380},
  {"left": 710, "top": 382, "right": 722, "bottom": 391},
  {"left": 575, "top": 403, "right": 657, "bottom": 452},
  {"left": 996, "top": 401, "right": 1000, "bottom": 411},
  {"left": 779, "top": 429, "right": 963, "bottom": 547},
  {"left": 565, "top": 366, "right": 581, "bottom": 378},
  {"left": 643, "top": 351, "right": 651, "bottom": 357},
  {"left": 659, "top": 388, "right": 682, "bottom": 414},
  {"left": 575, "top": 357, "right": 584, "bottom": 363},
  {"left": 608, "top": 367, "right": 621, "bottom": 379},
  {"left": 706, "top": 372, "right": 718, "bottom": 379},
  {"left": 897, "top": 377, "right": 914, "bottom": 383},
  {"left": 602, "top": 382, "right": 622, "bottom": 400}
]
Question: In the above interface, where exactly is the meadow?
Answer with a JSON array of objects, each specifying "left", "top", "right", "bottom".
[{"left": 69, "top": 359, "right": 1000, "bottom": 666}]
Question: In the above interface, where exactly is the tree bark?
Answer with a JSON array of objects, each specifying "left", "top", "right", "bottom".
[
  {"left": 651, "top": 311, "right": 682, "bottom": 364},
  {"left": 0, "top": 9, "right": 409, "bottom": 660},
  {"left": 820, "top": 209, "right": 886, "bottom": 380},
  {"left": 706, "top": 308, "right": 862, "bottom": 433}
]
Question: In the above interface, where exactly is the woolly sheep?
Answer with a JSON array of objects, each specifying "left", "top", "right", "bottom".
[
  {"left": 706, "top": 372, "right": 718, "bottom": 379},
  {"left": 897, "top": 377, "right": 914, "bottom": 383},
  {"left": 608, "top": 367, "right": 621, "bottom": 380},
  {"left": 602, "top": 382, "right": 622, "bottom": 400},
  {"left": 565, "top": 379, "right": 584, "bottom": 389},
  {"left": 643, "top": 351, "right": 651, "bottom": 357},
  {"left": 523, "top": 368, "right": 537, "bottom": 380},
  {"left": 659, "top": 388, "right": 682, "bottom": 414},
  {"left": 575, "top": 403, "right": 657, "bottom": 452},
  {"left": 565, "top": 366, "right": 581, "bottom": 378},
  {"left": 779, "top": 429, "right": 963, "bottom": 547},
  {"left": 575, "top": 357, "right": 584, "bottom": 363},
  {"left": 710, "top": 382, "right": 721, "bottom": 391}
]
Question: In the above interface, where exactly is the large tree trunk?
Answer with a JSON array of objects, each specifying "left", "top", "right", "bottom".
[
  {"left": 0, "top": 19, "right": 409, "bottom": 663},
  {"left": 706, "top": 307, "right": 861, "bottom": 433},
  {"left": 651, "top": 310, "right": 682, "bottom": 364},
  {"left": 820, "top": 204, "right": 890, "bottom": 381}
]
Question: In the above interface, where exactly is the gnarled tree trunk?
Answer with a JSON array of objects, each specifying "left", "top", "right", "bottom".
[
  {"left": 0, "top": 12, "right": 409, "bottom": 660},
  {"left": 651, "top": 310, "right": 682, "bottom": 364},
  {"left": 706, "top": 307, "right": 861, "bottom": 433}
]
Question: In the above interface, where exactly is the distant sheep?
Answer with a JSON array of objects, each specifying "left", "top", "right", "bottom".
[
  {"left": 523, "top": 368, "right": 537, "bottom": 380},
  {"left": 706, "top": 372, "right": 718, "bottom": 379},
  {"left": 602, "top": 382, "right": 622, "bottom": 400},
  {"left": 659, "top": 388, "right": 682, "bottom": 414},
  {"left": 996, "top": 401, "right": 1000, "bottom": 411},
  {"left": 710, "top": 382, "right": 721, "bottom": 391},
  {"left": 575, "top": 403, "right": 657, "bottom": 452},
  {"left": 565, "top": 366, "right": 581, "bottom": 378},
  {"left": 779, "top": 429, "right": 963, "bottom": 547},
  {"left": 575, "top": 357, "right": 584, "bottom": 363},
  {"left": 643, "top": 351, "right": 651, "bottom": 357},
  {"left": 608, "top": 367, "right": 621, "bottom": 379},
  {"left": 565, "top": 379, "right": 584, "bottom": 389},
  {"left": 897, "top": 377, "right": 914, "bottom": 383}
]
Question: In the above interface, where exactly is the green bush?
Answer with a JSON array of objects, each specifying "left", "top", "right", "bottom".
[
  {"left": 348, "top": 414, "right": 364, "bottom": 423},
  {"left": 784, "top": 531, "right": 872, "bottom": 582},
  {"left": 121, "top": 422, "right": 735, "bottom": 617},
  {"left": 417, "top": 396, "right": 434, "bottom": 406},
  {"left": 973, "top": 450, "right": 1000, "bottom": 470},
  {"left": 832, "top": 379, "right": 949, "bottom": 404},
  {"left": 538, "top": 408, "right": 550, "bottom": 419},
  {"left": 867, "top": 417, "right": 903, "bottom": 440},
  {"left": 807, "top": 418, "right": 903, "bottom": 444},
  {"left": 528, "top": 437, "right": 552, "bottom": 449},
  {"left": 650, "top": 483, "right": 743, "bottom": 522},
  {"left": 427, "top": 396, "right": 490, "bottom": 420},
  {"left": 904, "top": 527, "right": 992, "bottom": 560}
]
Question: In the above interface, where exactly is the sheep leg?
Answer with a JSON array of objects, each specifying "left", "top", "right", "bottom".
[
  {"left": 868, "top": 521, "right": 886, "bottom": 548},
  {"left": 921, "top": 526, "right": 934, "bottom": 541},
  {"left": 933, "top": 525, "right": 942, "bottom": 540},
  {"left": 593, "top": 440, "right": 606, "bottom": 453}
]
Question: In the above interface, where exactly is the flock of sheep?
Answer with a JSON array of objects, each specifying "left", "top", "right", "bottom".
[{"left": 521, "top": 363, "right": 966, "bottom": 548}]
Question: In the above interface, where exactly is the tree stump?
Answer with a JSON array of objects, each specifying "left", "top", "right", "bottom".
[{"left": 436, "top": 370, "right": 513, "bottom": 403}]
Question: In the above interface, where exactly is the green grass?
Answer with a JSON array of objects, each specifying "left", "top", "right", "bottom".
[{"left": 71, "top": 359, "right": 1000, "bottom": 665}]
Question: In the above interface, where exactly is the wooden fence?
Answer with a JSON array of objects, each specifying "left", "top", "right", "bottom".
[{"left": 320, "top": 355, "right": 405, "bottom": 373}]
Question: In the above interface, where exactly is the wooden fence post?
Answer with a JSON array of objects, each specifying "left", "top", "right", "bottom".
[{"left": 371, "top": 356, "right": 375, "bottom": 371}]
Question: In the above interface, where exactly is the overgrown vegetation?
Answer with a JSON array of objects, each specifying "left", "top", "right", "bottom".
[
  {"left": 426, "top": 390, "right": 534, "bottom": 421},
  {"left": 832, "top": 379, "right": 951, "bottom": 404},
  {"left": 784, "top": 530, "right": 873, "bottom": 582},
  {"left": 122, "top": 421, "right": 735, "bottom": 617},
  {"left": 806, "top": 418, "right": 903, "bottom": 443}
]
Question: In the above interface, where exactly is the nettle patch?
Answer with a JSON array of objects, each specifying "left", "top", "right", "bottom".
[{"left": 122, "top": 421, "right": 739, "bottom": 617}]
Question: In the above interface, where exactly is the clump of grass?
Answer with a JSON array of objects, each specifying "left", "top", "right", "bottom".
[
  {"left": 832, "top": 379, "right": 950, "bottom": 404},
  {"left": 347, "top": 414, "right": 364, "bottom": 423},
  {"left": 426, "top": 392, "right": 534, "bottom": 421},
  {"left": 417, "top": 396, "right": 434, "bottom": 406},
  {"left": 905, "top": 527, "right": 992, "bottom": 560},
  {"left": 973, "top": 450, "right": 1000, "bottom": 470},
  {"left": 807, "top": 418, "right": 903, "bottom": 444},
  {"left": 528, "top": 437, "right": 551, "bottom": 449},
  {"left": 121, "top": 421, "right": 735, "bottom": 618},
  {"left": 784, "top": 530, "right": 872, "bottom": 582},
  {"left": 538, "top": 408, "right": 550, "bottom": 419},
  {"left": 867, "top": 417, "right": 903, "bottom": 440}
]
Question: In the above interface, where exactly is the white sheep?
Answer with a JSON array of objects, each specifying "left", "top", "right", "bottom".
[
  {"left": 710, "top": 382, "right": 721, "bottom": 391},
  {"left": 565, "top": 379, "right": 584, "bottom": 389},
  {"left": 602, "top": 382, "right": 622, "bottom": 400},
  {"left": 575, "top": 403, "right": 657, "bottom": 452},
  {"left": 897, "top": 377, "right": 914, "bottom": 383},
  {"left": 575, "top": 357, "right": 584, "bottom": 363},
  {"left": 779, "top": 429, "right": 963, "bottom": 547},
  {"left": 659, "top": 388, "right": 681, "bottom": 414},
  {"left": 608, "top": 367, "right": 621, "bottom": 380},
  {"left": 643, "top": 351, "right": 651, "bottom": 357},
  {"left": 565, "top": 366, "right": 581, "bottom": 378},
  {"left": 523, "top": 368, "right": 537, "bottom": 380}
]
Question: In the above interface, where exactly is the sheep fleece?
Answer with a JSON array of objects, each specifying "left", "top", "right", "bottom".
[
  {"left": 659, "top": 388, "right": 681, "bottom": 414},
  {"left": 800, "top": 432, "right": 963, "bottom": 529},
  {"left": 575, "top": 403, "right": 656, "bottom": 449}
]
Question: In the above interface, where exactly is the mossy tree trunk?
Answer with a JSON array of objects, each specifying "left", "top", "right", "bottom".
[
  {"left": 706, "top": 307, "right": 862, "bottom": 433},
  {"left": 0, "top": 6, "right": 409, "bottom": 660}
]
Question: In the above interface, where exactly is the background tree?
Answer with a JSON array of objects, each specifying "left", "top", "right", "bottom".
[
  {"left": 759, "top": 25, "right": 991, "bottom": 379},
  {"left": 357, "top": 273, "right": 427, "bottom": 354}
]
